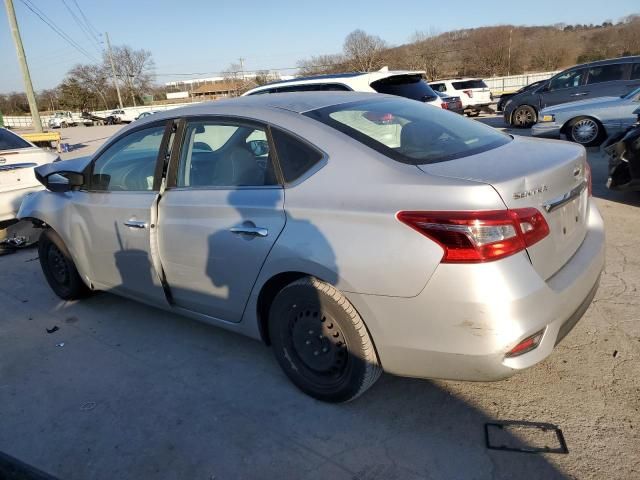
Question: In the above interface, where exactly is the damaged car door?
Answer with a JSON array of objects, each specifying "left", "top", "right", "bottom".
[{"left": 77, "top": 122, "right": 174, "bottom": 304}]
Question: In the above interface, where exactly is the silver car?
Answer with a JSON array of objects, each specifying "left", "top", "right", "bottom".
[
  {"left": 532, "top": 87, "right": 640, "bottom": 146},
  {"left": 19, "top": 93, "right": 605, "bottom": 402}
]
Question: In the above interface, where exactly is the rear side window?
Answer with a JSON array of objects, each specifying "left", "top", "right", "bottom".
[
  {"left": 371, "top": 75, "right": 438, "bottom": 102},
  {"left": 305, "top": 98, "right": 510, "bottom": 165},
  {"left": 630, "top": 63, "right": 640, "bottom": 80},
  {"left": 0, "top": 129, "right": 31, "bottom": 150},
  {"left": 587, "top": 64, "right": 626, "bottom": 84},
  {"left": 452, "top": 80, "right": 488, "bottom": 90},
  {"left": 271, "top": 129, "right": 323, "bottom": 183},
  {"left": 430, "top": 83, "right": 446, "bottom": 92}
]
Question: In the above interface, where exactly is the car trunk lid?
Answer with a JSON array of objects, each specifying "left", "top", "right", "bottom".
[{"left": 418, "top": 136, "right": 590, "bottom": 280}]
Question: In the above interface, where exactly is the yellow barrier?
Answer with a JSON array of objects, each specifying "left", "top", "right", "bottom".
[{"left": 20, "top": 131, "right": 62, "bottom": 153}]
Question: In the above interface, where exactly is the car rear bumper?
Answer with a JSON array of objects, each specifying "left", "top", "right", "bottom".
[
  {"left": 346, "top": 201, "right": 605, "bottom": 381},
  {"left": 532, "top": 123, "right": 562, "bottom": 139}
]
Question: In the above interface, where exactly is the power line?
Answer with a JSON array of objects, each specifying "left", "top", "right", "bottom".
[
  {"left": 60, "top": 0, "right": 102, "bottom": 53},
  {"left": 71, "top": 0, "right": 101, "bottom": 40},
  {"left": 18, "top": 0, "right": 98, "bottom": 62}
]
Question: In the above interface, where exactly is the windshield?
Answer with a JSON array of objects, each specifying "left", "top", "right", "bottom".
[
  {"left": 0, "top": 129, "right": 32, "bottom": 151},
  {"left": 370, "top": 75, "right": 439, "bottom": 102},
  {"left": 305, "top": 98, "right": 511, "bottom": 165}
]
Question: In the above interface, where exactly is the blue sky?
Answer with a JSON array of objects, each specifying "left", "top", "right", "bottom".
[{"left": 1, "top": 0, "right": 638, "bottom": 93}]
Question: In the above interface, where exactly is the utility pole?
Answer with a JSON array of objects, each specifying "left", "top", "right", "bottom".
[
  {"left": 507, "top": 29, "right": 513, "bottom": 76},
  {"left": 5, "top": 0, "right": 42, "bottom": 132},
  {"left": 237, "top": 57, "right": 245, "bottom": 96},
  {"left": 105, "top": 32, "right": 124, "bottom": 109}
]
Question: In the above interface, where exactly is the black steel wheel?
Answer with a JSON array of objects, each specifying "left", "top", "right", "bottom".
[
  {"left": 269, "top": 277, "right": 381, "bottom": 402},
  {"left": 38, "top": 229, "right": 90, "bottom": 300},
  {"left": 512, "top": 105, "right": 537, "bottom": 128}
]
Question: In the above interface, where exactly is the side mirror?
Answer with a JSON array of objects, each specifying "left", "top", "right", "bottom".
[
  {"left": 248, "top": 139, "right": 269, "bottom": 156},
  {"left": 45, "top": 171, "right": 84, "bottom": 192}
]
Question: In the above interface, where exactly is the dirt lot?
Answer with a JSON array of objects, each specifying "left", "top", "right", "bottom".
[{"left": 1, "top": 119, "right": 639, "bottom": 479}]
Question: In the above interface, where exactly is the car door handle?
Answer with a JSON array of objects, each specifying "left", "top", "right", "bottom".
[
  {"left": 124, "top": 219, "right": 148, "bottom": 229},
  {"left": 571, "top": 92, "right": 588, "bottom": 96},
  {"left": 230, "top": 226, "right": 268, "bottom": 237}
]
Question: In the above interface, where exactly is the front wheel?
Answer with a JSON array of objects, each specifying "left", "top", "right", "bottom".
[
  {"left": 511, "top": 105, "right": 537, "bottom": 128},
  {"left": 568, "top": 117, "right": 605, "bottom": 147},
  {"left": 38, "top": 229, "right": 90, "bottom": 300},
  {"left": 268, "top": 277, "right": 381, "bottom": 402}
]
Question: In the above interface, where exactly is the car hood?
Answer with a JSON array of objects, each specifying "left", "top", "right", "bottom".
[{"left": 541, "top": 96, "right": 623, "bottom": 114}]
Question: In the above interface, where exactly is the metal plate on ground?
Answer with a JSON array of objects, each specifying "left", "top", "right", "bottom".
[{"left": 485, "top": 421, "right": 569, "bottom": 454}]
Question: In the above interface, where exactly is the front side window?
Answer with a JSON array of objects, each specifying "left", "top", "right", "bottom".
[
  {"left": 305, "top": 98, "right": 510, "bottom": 165},
  {"left": 630, "top": 63, "right": 640, "bottom": 80},
  {"left": 587, "top": 64, "right": 626, "bottom": 84},
  {"left": 176, "top": 121, "right": 278, "bottom": 188},
  {"left": 0, "top": 129, "right": 31, "bottom": 151},
  {"left": 549, "top": 69, "right": 586, "bottom": 91},
  {"left": 91, "top": 125, "right": 165, "bottom": 191}
]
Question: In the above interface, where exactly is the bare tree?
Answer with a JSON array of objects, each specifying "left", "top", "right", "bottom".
[
  {"left": 69, "top": 64, "right": 111, "bottom": 110},
  {"left": 343, "top": 29, "right": 387, "bottom": 71},
  {"left": 105, "top": 46, "right": 155, "bottom": 107},
  {"left": 296, "top": 53, "right": 346, "bottom": 76}
]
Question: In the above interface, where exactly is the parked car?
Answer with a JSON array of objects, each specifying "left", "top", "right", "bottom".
[
  {"left": 0, "top": 128, "right": 58, "bottom": 228},
  {"left": 243, "top": 68, "right": 444, "bottom": 108},
  {"left": 20, "top": 93, "right": 604, "bottom": 402},
  {"left": 435, "top": 91, "right": 464, "bottom": 114},
  {"left": 135, "top": 111, "right": 157, "bottom": 121},
  {"left": 47, "top": 111, "right": 91, "bottom": 128},
  {"left": 108, "top": 109, "right": 136, "bottom": 123},
  {"left": 496, "top": 80, "right": 546, "bottom": 112},
  {"left": 603, "top": 106, "right": 640, "bottom": 191},
  {"left": 504, "top": 56, "right": 640, "bottom": 128},
  {"left": 428, "top": 78, "right": 493, "bottom": 116},
  {"left": 532, "top": 86, "right": 640, "bottom": 146}
]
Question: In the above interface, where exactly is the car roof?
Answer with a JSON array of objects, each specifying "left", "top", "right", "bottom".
[
  {"left": 126, "top": 92, "right": 387, "bottom": 127},
  {"left": 429, "top": 78, "right": 483, "bottom": 83},
  {"left": 573, "top": 55, "right": 640, "bottom": 69},
  {"left": 244, "top": 69, "right": 426, "bottom": 94}
]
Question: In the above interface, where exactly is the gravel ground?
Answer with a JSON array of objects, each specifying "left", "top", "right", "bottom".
[{"left": 1, "top": 117, "right": 638, "bottom": 479}]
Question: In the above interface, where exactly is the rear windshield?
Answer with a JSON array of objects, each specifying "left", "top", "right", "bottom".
[
  {"left": 452, "top": 80, "right": 488, "bottom": 90},
  {"left": 0, "top": 129, "right": 31, "bottom": 151},
  {"left": 371, "top": 75, "right": 438, "bottom": 102},
  {"left": 305, "top": 98, "right": 511, "bottom": 165}
]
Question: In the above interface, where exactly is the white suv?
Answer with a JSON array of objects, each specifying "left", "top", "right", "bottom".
[
  {"left": 429, "top": 78, "right": 493, "bottom": 116},
  {"left": 243, "top": 68, "right": 444, "bottom": 108}
]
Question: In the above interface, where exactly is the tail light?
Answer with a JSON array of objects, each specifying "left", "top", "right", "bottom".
[
  {"left": 585, "top": 161, "right": 592, "bottom": 196},
  {"left": 505, "top": 329, "right": 545, "bottom": 357},
  {"left": 441, "top": 101, "right": 448, "bottom": 110},
  {"left": 396, "top": 208, "right": 550, "bottom": 263},
  {"left": 463, "top": 89, "right": 473, "bottom": 98}
]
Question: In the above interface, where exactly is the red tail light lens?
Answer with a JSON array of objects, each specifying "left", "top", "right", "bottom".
[
  {"left": 441, "top": 102, "right": 448, "bottom": 110},
  {"left": 505, "top": 329, "right": 545, "bottom": 357},
  {"left": 397, "top": 208, "right": 549, "bottom": 263},
  {"left": 463, "top": 89, "right": 473, "bottom": 98}
]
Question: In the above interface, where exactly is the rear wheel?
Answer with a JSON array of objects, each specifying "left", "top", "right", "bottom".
[
  {"left": 568, "top": 116, "right": 605, "bottom": 147},
  {"left": 512, "top": 105, "right": 537, "bottom": 128},
  {"left": 61, "top": 121, "right": 68, "bottom": 128},
  {"left": 268, "top": 277, "right": 381, "bottom": 402},
  {"left": 466, "top": 110, "right": 481, "bottom": 117},
  {"left": 38, "top": 229, "right": 90, "bottom": 300}
]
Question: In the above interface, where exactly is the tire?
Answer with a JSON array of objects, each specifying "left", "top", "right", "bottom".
[
  {"left": 466, "top": 111, "right": 481, "bottom": 117},
  {"left": 268, "top": 277, "right": 382, "bottom": 402},
  {"left": 38, "top": 229, "right": 90, "bottom": 300},
  {"left": 511, "top": 105, "right": 537, "bottom": 128},
  {"left": 61, "top": 122, "right": 68, "bottom": 128},
  {"left": 567, "top": 116, "right": 605, "bottom": 147}
]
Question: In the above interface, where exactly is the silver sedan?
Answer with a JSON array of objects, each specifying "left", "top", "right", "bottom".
[
  {"left": 19, "top": 93, "right": 605, "bottom": 402},
  {"left": 532, "top": 87, "right": 640, "bottom": 146}
]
